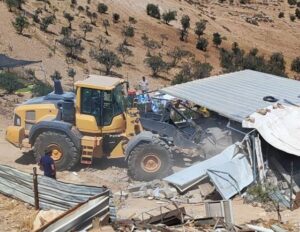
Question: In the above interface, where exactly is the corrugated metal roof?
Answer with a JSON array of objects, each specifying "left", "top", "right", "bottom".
[{"left": 160, "top": 70, "right": 300, "bottom": 122}]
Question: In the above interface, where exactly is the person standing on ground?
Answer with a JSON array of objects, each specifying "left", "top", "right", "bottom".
[
  {"left": 139, "top": 76, "right": 149, "bottom": 93},
  {"left": 39, "top": 149, "right": 56, "bottom": 179}
]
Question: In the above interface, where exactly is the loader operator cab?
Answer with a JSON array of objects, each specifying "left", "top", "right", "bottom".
[
  {"left": 74, "top": 75, "right": 129, "bottom": 134},
  {"left": 80, "top": 83, "right": 126, "bottom": 126}
]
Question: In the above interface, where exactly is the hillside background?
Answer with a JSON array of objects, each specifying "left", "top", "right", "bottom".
[{"left": 0, "top": 0, "right": 299, "bottom": 91}]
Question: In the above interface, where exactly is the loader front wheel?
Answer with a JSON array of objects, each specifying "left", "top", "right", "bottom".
[
  {"left": 128, "top": 139, "right": 173, "bottom": 181},
  {"left": 33, "top": 131, "right": 80, "bottom": 171}
]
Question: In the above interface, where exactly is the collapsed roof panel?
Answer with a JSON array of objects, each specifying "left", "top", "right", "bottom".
[{"left": 160, "top": 70, "right": 300, "bottom": 122}]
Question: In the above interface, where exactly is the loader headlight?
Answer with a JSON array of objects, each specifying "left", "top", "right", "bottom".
[{"left": 14, "top": 114, "right": 21, "bottom": 126}]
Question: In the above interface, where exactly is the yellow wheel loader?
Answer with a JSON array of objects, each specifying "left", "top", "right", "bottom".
[{"left": 6, "top": 75, "right": 173, "bottom": 181}]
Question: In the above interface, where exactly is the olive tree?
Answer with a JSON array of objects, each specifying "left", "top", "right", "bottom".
[
  {"left": 146, "top": 4, "right": 160, "bottom": 19},
  {"left": 167, "top": 47, "right": 192, "bottom": 67},
  {"left": 40, "top": 15, "right": 55, "bottom": 32},
  {"left": 291, "top": 57, "right": 300, "bottom": 73},
  {"left": 122, "top": 25, "right": 135, "bottom": 45},
  {"left": 212, "top": 32, "right": 222, "bottom": 47},
  {"left": 90, "top": 49, "right": 122, "bottom": 75},
  {"left": 144, "top": 55, "right": 168, "bottom": 77},
  {"left": 180, "top": 15, "right": 190, "bottom": 41},
  {"left": 79, "top": 21, "right": 93, "bottom": 39},
  {"left": 196, "top": 38, "right": 208, "bottom": 51},
  {"left": 194, "top": 20, "right": 206, "bottom": 39},
  {"left": 117, "top": 43, "right": 133, "bottom": 63},
  {"left": 97, "top": 3, "right": 108, "bottom": 14},
  {"left": 63, "top": 12, "right": 74, "bottom": 29},
  {"left": 162, "top": 10, "right": 177, "bottom": 24},
  {"left": 12, "top": 15, "right": 29, "bottom": 35},
  {"left": 59, "top": 36, "right": 84, "bottom": 59}
]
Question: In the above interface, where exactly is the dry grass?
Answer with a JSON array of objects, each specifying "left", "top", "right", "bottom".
[{"left": 20, "top": 211, "right": 39, "bottom": 232}]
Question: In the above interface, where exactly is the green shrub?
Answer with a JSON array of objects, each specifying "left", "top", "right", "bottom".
[
  {"left": 5, "top": 0, "right": 18, "bottom": 12},
  {"left": 12, "top": 15, "right": 29, "bottom": 35},
  {"left": 144, "top": 55, "right": 167, "bottom": 76},
  {"left": 196, "top": 38, "right": 208, "bottom": 51},
  {"left": 31, "top": 80, "right": 53, "bottom": 97},
  {"left": 40, "top": 15, "right": 55, "bottom": 32},
  {"left": 296, "top": 8, "right": 300, "bottom": 19},
  {"left": 97, "top": 3, "right": 108, "bottom": 14},
  {"left": 90, "top": 49, "right": 122, "bottom": 75},
  {"left": 213, "top": 32, "right": 222, "bottom": 47},
  {"left": 146, "top": 4, "right": 160, "bottom": 19},
  {"left": 291, "top": 57, "right": 300, "bottom": 73},
  {"left": 194, "top": 20, "right": 207, "bottom": 38},
  {"left": 240, "top": 0, "right": 250, "bottom": 4},
  {"left": 180, "top": 15, "right": 190, "bottom": 41},
  {"left": 278, "top": 12, "right": 284, "bottom": 18},
  {"left": 122, "top": 25, "right": 135, "bottom": 37},
  {"left": 172, "top": 61, "right": 213, "bottom": 84},
  {"left": 290, "top": 14, "right": 296, "bottom": 21},
  {"left": 113, "top": 13, "right": 120, "bottom": 23},
  {"left": 288, "top": 0, "right": 297, "bottom": 5},
  {"left": 162, "top": 10, "right": 177, "bottom": 24},
  {"left": 0, "top": 72, "right": 25, "bottom": 94}
]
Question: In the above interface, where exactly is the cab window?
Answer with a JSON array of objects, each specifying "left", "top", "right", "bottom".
[{"left": 81, "top": 87, "right": 124, "bottom": 126}]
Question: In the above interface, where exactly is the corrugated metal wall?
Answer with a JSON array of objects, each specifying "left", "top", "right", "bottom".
[{"left": 0, "top": 165, "right": 109, "bottom": 211}]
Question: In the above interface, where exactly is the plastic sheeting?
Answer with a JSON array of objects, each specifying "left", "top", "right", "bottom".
[
  {"left": 243, "top": 105, "right": 300, "bottom": 157},
  {"left": 0, "top": 165, "right": 109, "bottom": 211}
]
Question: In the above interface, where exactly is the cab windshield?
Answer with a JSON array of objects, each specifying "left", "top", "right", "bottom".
[
  {"left": 81, "top": 83, "right": 127, "bottom": 126},
  {"left": 113, "top": 83, "right": 127, "bottom": 114}
]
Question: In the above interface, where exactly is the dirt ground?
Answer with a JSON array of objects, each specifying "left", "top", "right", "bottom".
[{"left": 0, "top": 113, "right": 300, "bottom": 231}]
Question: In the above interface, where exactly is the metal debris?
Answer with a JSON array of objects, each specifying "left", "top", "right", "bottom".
[{"left": 35, "top": 193, "right": 110, "bottom": 232}]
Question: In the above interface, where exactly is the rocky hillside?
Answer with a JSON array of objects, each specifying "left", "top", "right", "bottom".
[{"left": 0, "top": 0, "right": 299, "bottom": 90}]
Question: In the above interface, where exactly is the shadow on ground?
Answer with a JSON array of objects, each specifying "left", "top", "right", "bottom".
[
  {"left": 73, "top": 157, "right": 127, "bottom": 172},
  {"left": 15, "top": 151, "right": 36, "bottom": 165}
]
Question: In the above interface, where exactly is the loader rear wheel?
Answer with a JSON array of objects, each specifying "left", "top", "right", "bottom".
[
  {"left": 33, "top": 131, "right": 80, "bottom": 171},
  {"left": 128, "top": 139, "right": 173, "bottom": 181}
]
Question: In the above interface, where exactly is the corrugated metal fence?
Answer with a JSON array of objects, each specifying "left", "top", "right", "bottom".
[{"left": 0, "top": 165, "right": 109, "bottom": 211}]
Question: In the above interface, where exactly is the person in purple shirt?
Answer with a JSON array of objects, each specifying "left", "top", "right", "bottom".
[{"left": 39, "top": 149, "right": 56, "bottom": 179}]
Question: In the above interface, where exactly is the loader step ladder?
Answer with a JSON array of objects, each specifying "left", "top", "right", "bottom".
[
  {"left": 81, "top": 136, "right": 101, "bottom": 165},
  {"left": 81, "top": 146, "right": 94, "bottom": 165}
]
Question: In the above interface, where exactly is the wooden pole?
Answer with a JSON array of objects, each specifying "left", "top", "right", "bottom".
[{"left": 33, "top": 167, "right": 39, "bottom": 210}]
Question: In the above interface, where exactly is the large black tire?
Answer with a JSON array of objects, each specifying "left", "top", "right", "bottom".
[
  {"left": 128, "top": 138, "right": 173, "bottom": 181},
  {"left": 33, "top": 131, "right": 80, "bottom": 171}
]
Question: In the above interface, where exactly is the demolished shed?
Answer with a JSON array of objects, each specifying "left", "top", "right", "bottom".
[
  {"left": 161, "top": 70, "right": 300, "bottom": 208},
  {"left": 160, "top": 70, "right": 300, "bottom": 123}
]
